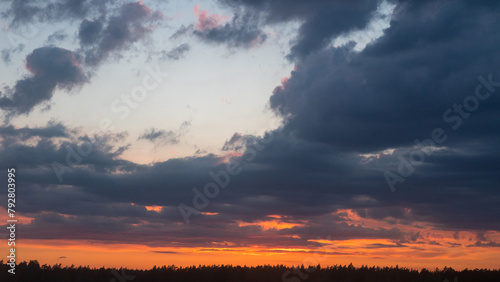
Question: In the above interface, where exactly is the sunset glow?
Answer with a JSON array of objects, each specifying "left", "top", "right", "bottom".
[{"left": 1, "top": 0, "right": 499, "bottom": 276}]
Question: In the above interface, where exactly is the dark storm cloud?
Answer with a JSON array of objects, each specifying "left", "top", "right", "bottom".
[
  {"left": 0, "top": 1, "right": 163, "bottom": 117},
  {"left": 172, "top": 6, "right": 267, "bottom": 49},
  {"left": 468, "top": 241, "right": 500, "bottom": 248},
  {"left": 219, "top": 0, "right": 379, "bottom": 59},
  {"left": 0, "top": 46, "right": 88, "bottom": 117},
  {"left": 1, "top": 0, "right": 500, "bottom": 251}
]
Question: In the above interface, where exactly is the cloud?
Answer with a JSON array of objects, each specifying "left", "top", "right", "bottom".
[
  {"left": 0, "top": 121, "right": 132, "bottom": 173},
  {"left": 170, "top": 24, "right": 192, "bottom": 39},
  {"left": 78, "top": 18, "right": 104, "bottom": 46},
  {"left": 0, "top": 0, "right": 499, "bottom": 258},
  {"left": 80, "top": 1, "right": 163, "bottom": 66},
  {"left": 193, "top": 5, "right": 229, "bottom": 31},
  {"left": 193, "top": 11, "right": 267, "bottom": 48},
  {"left": 0, "top": 1, "right": 163, "bottom": 118},
  {"left": 46, "top": 30, "right": 68, "bottom": 44},
  {"left": 173, "top": 5, "right": 266, "bottom": 49},
  {"left": 219, "top": 0, "right": 380, "bottom": 59},
  {"left": 0, "top": 122, "right": 498, "bottom": 252},
  {"left": 138, "top": 128, "right": 179, "bottom": 145},
  {"left": 3, "top": 0, "right": 113, "bottom": 26},
  {"left": 221, "top": 132, "right": 261, "bottom": 152},
  {"left": 0, "top": 46, "right": 88, "bottom": 117},
  {"left": 138, "top": 121, "right": 190, "bottom": 147},
  {"left": 269, "top": 0, "right": 500, "bottom": 153},
  {"left": 0, "top": 121, "right": 69, "bottom": 140},
  {"left": 0, "top": 43, "right": 24, "bottom": 64},
  {"left": 468, "top": 241, "right": 500, "bottom": 248}
]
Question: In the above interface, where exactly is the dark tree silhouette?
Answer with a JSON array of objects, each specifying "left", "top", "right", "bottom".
[{"left": 1, "top": 260, "right": 499, "bottom": 282}]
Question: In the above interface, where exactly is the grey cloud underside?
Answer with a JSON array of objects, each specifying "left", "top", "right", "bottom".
[
  {"left": 219, "top": 0, "right": 380, "bottom": 59},
  {"left": 1, "top": 44, "right": 24, "bottom": 64}
]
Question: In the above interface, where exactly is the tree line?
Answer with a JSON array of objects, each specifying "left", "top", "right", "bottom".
[{"left": 1, "top": 260, "right": 499, "bottom": 282}]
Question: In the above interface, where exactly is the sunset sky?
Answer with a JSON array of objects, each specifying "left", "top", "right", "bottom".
[{"left": 1, "top": 0, "right": 500, "bottom": 271}]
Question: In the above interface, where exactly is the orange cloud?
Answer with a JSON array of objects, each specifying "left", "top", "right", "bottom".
[{"left": 238, "top": 219, "right": 305, "bottom": 231}]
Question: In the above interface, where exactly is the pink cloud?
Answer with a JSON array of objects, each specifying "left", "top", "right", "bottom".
[{"left": 193, "top": 5, "right": 229, "bottom": 30}]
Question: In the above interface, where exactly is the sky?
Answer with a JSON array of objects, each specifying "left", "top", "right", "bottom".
[{"left": 0, "top": 0, "right": 500, "bottom": 271}]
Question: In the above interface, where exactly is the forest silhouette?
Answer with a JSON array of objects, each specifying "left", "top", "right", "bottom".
[{"left": 2, "top": 260, "right": 500, "bottom": 282}]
